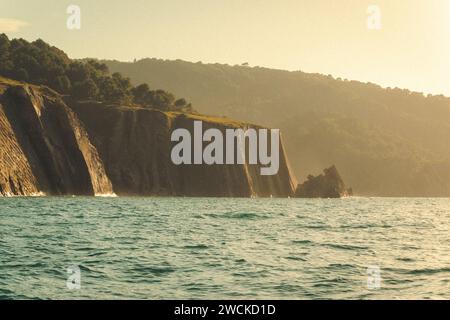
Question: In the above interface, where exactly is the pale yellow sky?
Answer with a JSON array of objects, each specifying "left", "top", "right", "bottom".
[{"left": 1, "top": 0, "right": 449, "bottom": 95}]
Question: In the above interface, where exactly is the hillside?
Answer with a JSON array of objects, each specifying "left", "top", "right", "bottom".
[{"left": 105, "top": 59, "right": 450, "bottom": 196}]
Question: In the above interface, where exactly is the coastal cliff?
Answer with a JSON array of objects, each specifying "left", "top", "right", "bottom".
[
  {"left": 0, "top": 79, "right": 113, "bottom": 196},
  {"left": 69, "top": 101, "right": 297, "bottom": 197},
  {"left": 0, "top": 78, "right": 297, "bottom": 197}
]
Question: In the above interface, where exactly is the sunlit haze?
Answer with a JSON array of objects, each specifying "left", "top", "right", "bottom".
[{"left": 1, "top": 0, "right": 449, "bottom": 95}]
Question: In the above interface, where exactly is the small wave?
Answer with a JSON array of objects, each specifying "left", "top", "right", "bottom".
[
  {"left": 0, "top": 288, "right": 34, "bottom": 300},
  {"left": 285, "top": 256, "right": 306, "bottom": 261},
  {"left": 87, "top": 251, "right": 108, "bottom": 257},
  {"left": 210, "top": 212, "right": 269, "bottom": 219},
  {"left": 184, "top": 244, "right": 209, "bottom": 250},
  {"left": 326, "top": 263, "right": 357, "bottom": 270},
  {"left": 382, "top": 266, "right": 450, "bottom": 276},
  {"left": 396, "top": 257, "right": 415, "bottom": 262},
  {"left": 291, "top": 239, "right": 314, "bottom": 245},
  {"left": 0, "top": 192, "right": 46, "bottom": 197},
  {"left": 341, "top": 224, "right": 392, "bottom": 229},
  {"left": 95, "top": 193, "right": 118, "bottom": 198},
  {"left": 130, "top": 265, "right": 175, "bottom": 276},
  {"left": 304, "top": 224, "right": 328, "bottom": 230},
  {"left": 312, "top": 282, "right": 336, "bottom": 289},
  {"left": 406, "top": 267, "right": 450, "bottom": 275},
  {"left": 321, "top": 243, "right": 368, "bottom": 251},
  {"left": 230, "top": 212, "right": 262, "bottom": 219}
]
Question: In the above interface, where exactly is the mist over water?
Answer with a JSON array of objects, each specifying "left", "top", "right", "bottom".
[{"left": 1, "top": 197, "right": 450, "bottom": 299}]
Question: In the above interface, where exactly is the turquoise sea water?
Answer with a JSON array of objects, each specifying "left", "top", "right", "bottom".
[{"left": 1, "top": 197, "right": 450, "bottom": 300}]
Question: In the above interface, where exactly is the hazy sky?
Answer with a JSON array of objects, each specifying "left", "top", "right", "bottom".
[{"left": 1, "top": 0, "right": 449, "bottom": 95}]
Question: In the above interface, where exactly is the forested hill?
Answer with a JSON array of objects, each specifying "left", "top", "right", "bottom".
[
  {"left": 0, "top": 34, "right": 192, "bottom": 113},
  {"left": 105, "top": 58, "right": 450, "bottom": 196}
]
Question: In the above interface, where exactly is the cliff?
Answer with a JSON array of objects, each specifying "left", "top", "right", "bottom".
[
  {"left": 0, "top": 78, "right": 297, "bottom": 197},
  {"left": 295, "top": 165, "right": 352, "bottom": 198},
  {"left": 68, "top": 101, "right": 297, "bottom": 197},
  {"left": 0, "top": 78, "right": 113, "bottom": 196}
]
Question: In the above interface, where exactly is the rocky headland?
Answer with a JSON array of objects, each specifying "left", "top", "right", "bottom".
[{"left": 0, "top": 78, "right": 297, "bottom": 197}]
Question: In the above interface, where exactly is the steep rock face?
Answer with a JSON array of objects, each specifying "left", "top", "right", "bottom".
[
  {"left": 0, "top": 79, "right": 297, "bottom": 197},
  {"left": 69, "top": 101, "right": 297, "bottom": 197},
  {"left": 0, "top": 96, "right": 40, "bottom": 196},
  {"left": 0, "top": 80, "right": 113, "bottom": 196},
  {"left": 295, "top": 165, "right": 352, "bottom": 198}
]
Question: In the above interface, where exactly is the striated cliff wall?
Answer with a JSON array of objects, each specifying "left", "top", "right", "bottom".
[
  {"left": 0, "top": 79, "right": 113, "bottom": 196},
  {"left": 0, "top": 78, "right": 297, "bottom": 197},
  {"left": 69, "top": 102, "right": 297, "bottom": 197}
]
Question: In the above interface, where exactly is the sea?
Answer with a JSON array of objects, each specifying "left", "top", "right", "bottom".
[{"left": 1, "top": 197, "right": 450, "bottom": 300}]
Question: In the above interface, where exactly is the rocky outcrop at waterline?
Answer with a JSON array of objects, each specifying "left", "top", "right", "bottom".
[
  {"left": 0, "top": 78, "right": 297, "bottom": 197},
  {"left": 295, "top": 165, "right": 352, "bottom": 198}
]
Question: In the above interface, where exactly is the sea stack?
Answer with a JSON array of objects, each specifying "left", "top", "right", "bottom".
[{"left": 295, "top": 165, "right": 352, "bottom": 198}]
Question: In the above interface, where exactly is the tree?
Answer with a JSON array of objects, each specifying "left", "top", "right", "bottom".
[
  {"left": 98, "top": 76, "right": 130, "bottom": 104},
  {"left": 11, "top": 53, "right": 39, "bottom": 80},
  {"left": 0, "top": 36, "right": 190, "bottom": 112},
  {"left": 67, "top": 62, "right": 90, "bottom": 83},
  {"left": 174, "top": 98, "right": 187, "bottom": 108},
  {"left": 112, "top": 72, "right": 132, "bottom": 92},
  {"left": 132, "top": 83, "right": 151, "bottom": 105},
  {"left": 0, "top": 34, "right": 13, "bottom": 75},
  {"left": 72, "top": 79, "right": 99, "bottom": 99},
  {"left": 152, "top": 89, "right": 175, "bottom": 110},
  {"left": 15, "top": 68, "right": 29, "bottom": 81},
  {"left": 54, "top": 75, "right": 71, "bottom": 94},
  {"left": 86, "top": 60, "right": 109, "bottom": 76}
]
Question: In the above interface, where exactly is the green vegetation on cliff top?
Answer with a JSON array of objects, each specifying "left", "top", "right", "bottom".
[{"left": 0, "top": 34, "right": 191, "bottom": 112}]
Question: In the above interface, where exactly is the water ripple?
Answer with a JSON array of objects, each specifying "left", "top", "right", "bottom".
[{"left": 1, "top": 196, "right": 450, "bottom": 299}]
